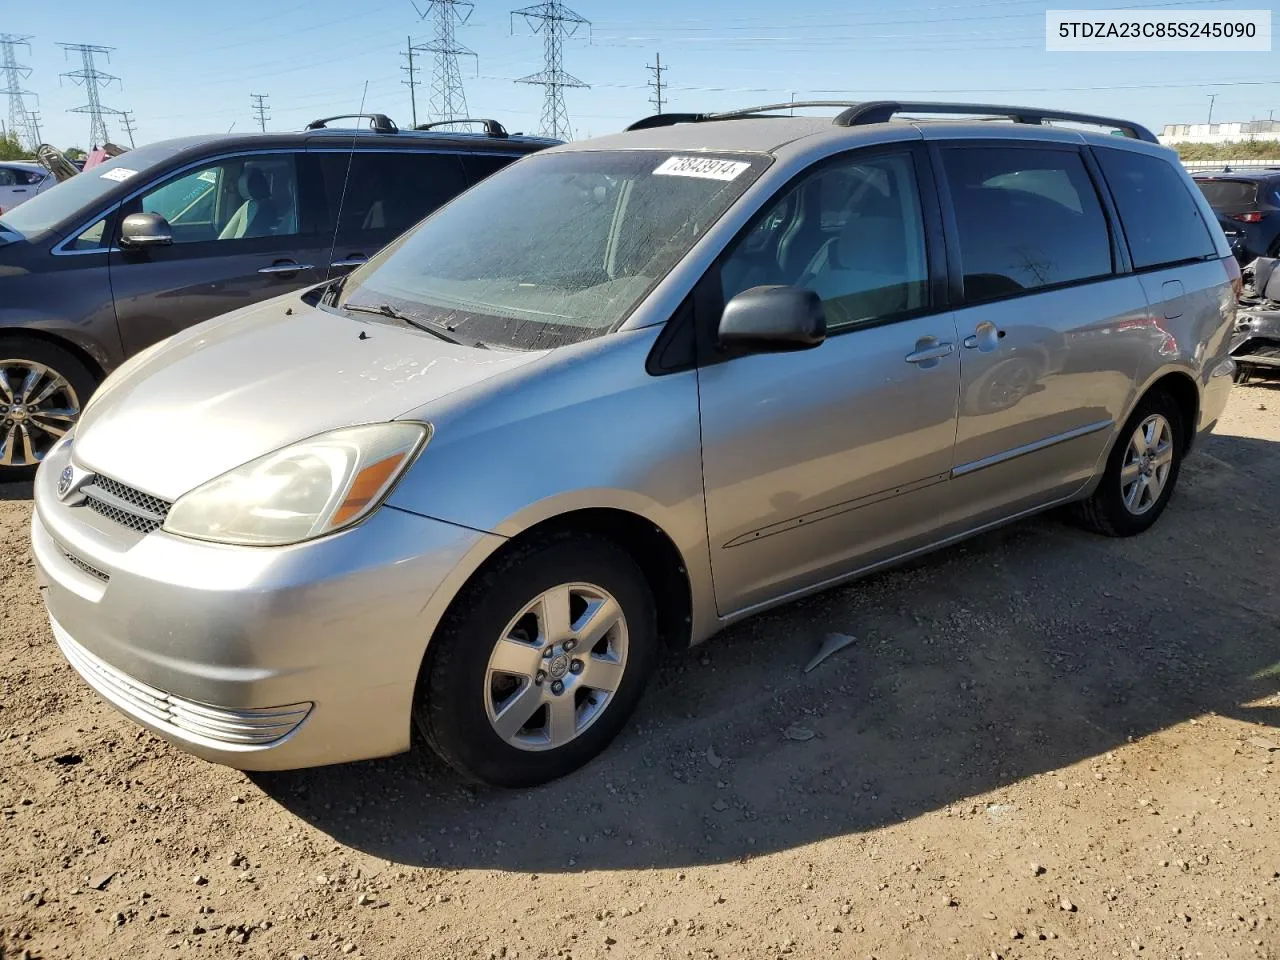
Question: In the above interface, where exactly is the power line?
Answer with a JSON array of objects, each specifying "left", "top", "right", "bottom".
[
  {"left": 512, "top": 2, "right": 590, "bottom": 140},
  {"left": 1, "top": 34, "right": 39, "bottom": 149},
  {"left": 58, "top": 43, "right": 125, "bottom": 149},
  {"left": 120, "top": 110, "right": 137, "bottom": 148},
  {"left": 413, "top": 0, "right": 477, "bottom": 125},
  {"left": 646, "top": 51, "right": 665, "bottom": 113},
  {"left": 250, "top": 92, "right": 270, "bottom": 132}
]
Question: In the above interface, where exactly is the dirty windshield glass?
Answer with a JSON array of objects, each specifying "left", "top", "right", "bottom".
[{"left": 339, "top": 150, "right": 768, "bottom": 350}]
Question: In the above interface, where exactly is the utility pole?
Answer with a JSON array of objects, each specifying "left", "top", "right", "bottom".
[
  {"left": 512, "top": 2, "right": 590, "bottom": 140},
  {"left": 250, "top": 93, "right": 270, "bottom": 133},
  {"left": 1206, "top": 93, "right": 1217, "bottom": 125},
  {"left": 27, "top": 109, "right": 42, "bottom": 146},
  {"left": 646, "top": 52, "right": 665, "bottom": 114},
  {"left": 59, "top": 43, "right": 124, "bottom": 149},
  {"left": 1, "top": 35, "right": 39, "bottom": 149},
  {"left": 120, "top": 110, "right": 137, "bottom": 148},
  {"left": 402, "top": 35, "right": 422, "bottom": 127},
  {"left": 413, "top": 1, "right": 476, "bottom": 125}
]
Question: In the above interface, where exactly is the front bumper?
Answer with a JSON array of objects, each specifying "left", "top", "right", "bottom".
[{"left": 31, "top": 443, "right": 502, "bottom": 770}]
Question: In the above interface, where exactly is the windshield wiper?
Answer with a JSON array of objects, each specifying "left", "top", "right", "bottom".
[{"left": 342, "top": 302, "right": 481, "bottom": 348}]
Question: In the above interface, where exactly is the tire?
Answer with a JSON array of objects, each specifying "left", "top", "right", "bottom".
[
  {"left": 0, "top": 337, "right": 97, "bottom": 480},
  {"left": 1072, "top": 390, "right": 1184, "bottom": 537},
  {"left": 415, "top": 533, "right": 658, "bottom": 787}
]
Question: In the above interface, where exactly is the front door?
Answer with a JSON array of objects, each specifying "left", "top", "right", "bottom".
[
  {"left": 698, "top": 146, "right": 961, "bottom": 615},
  {"left": 934, "top": 142, "right": 1151, "bottom": 526},
  {"left": 108, "top": 152, "right": 331, "bottom": 354}
]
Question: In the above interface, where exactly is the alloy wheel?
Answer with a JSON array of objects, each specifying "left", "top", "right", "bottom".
[
  {"left": 1120, "top": 413, "right": 1173, "bottom": 516},
  {"left": 0, "top": 360, "right": 81, "bottom": 468}
]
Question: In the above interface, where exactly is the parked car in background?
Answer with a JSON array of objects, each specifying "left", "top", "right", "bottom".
[
  {"left": 0, "top": 161, "right": 54, "bottom": 214},
  {"left": 0, "top": 114, "right": 557, "bottom": 474},
  {"left": 1192, "top": 169, "right": 1280, "bottom": 263},
  {"left": 32, "top": 101, "right": 1238, "bottom": 788}
]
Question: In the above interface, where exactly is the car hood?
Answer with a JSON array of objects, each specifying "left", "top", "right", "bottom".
[{"left": 73, "top": 297, "right": 545, "bottom": 501}]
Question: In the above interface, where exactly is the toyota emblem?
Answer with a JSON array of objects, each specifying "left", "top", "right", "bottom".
[{"left": 57, "top": 465, "right": 74, "bottom": 498}]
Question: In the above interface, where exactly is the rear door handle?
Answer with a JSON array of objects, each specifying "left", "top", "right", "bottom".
[
  {"left": 963, "top": 321, "right": 1005, "bottom": 351},
  {"left": 11, "top": 188, "right": 26, "bottom": 194},
  {"left": 905, "top": 340, "right": 955, "bottom": 365},
  {"left": 330, "top": 255, "right": 368, "bottom": 269},
  {"left": 258, "top": 261, "right": 313, "bottom": 275}
]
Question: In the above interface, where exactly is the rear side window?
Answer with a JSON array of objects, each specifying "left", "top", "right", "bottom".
[
  {"left": 940, "top": 147, "right": 1113, "bottom": 303},
  {"left": 461, "top": 154, "right": 516, "bottom": 185},
  {"left": 317, "top": 151, "right": 468, "bottom": 243},
  {"left": 1194, "top": 178, "right": 1258, "bottom": 209},
  {"left": 1096, "top": 148, "right": 1216, "bottom": 270}
]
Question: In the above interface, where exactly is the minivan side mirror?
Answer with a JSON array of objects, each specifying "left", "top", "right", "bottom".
[
  {"left": 718, "top": 285, "right": 826, "bottom": 353},
  {"left": 120, "top": 212, "right": 173, "bottom": 248}
]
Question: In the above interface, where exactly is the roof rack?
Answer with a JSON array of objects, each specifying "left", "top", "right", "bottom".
[
  {"left": 414, "top": 118, "right": 509, "bottom": 138},
  {"left": 306, "top": 113, "right": 398, "bottom": 134},
  {"left": 627, "top": 100, "right": 1159, "bottom": 144}
]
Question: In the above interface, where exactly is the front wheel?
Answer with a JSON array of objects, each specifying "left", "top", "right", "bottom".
[
  {"left": 1071, "top": 391, "right": 1184, "bottom": 537},
  {"left": 415, "top": 534, "right": 658, "bottom": 787},
  {"left": 0, "top": 338, "right": 97, "bottom": 479}
]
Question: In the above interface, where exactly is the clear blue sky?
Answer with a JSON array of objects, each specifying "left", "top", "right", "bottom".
[{"left": 3, "top": 0, "right": 1277, "bottom": 149}]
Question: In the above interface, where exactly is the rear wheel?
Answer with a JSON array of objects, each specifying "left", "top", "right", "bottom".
[
  {"left": 0, "top": 338, "right": 96, "bottom": 479},
  {"left": 415, "top": 534, "right": 658, "bottom": 787},
  {"left": 1072, "top": 390, "right": 1184, "bottom": 537}
]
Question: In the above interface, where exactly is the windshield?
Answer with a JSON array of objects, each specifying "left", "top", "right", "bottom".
[
  {"left": 0, "top": 142, "right": 181, "bottom": 240},
  {"left": 339, "top": 150, "right": 768, "bottom": 350},
  {"left": 1194, "top": 178, "right": 1258, "bottom": 209}
]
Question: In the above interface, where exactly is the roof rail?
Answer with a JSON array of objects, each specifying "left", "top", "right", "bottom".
[
  {"left": 306, "top": 113, "right": 398, "bottom": 134},
  {"left": 414, "top": 118, "right": 509, "bottom": 138},
  {"left": 626, "top": 100, "right": 1158, "bottom": 143},
  {"left": 833, "top": 101, "right": 1158, "bottom": 143}
]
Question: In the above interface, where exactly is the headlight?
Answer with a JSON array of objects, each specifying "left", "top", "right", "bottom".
[{"left": 163, "top": 422, "right": 429, "bottom": 546}]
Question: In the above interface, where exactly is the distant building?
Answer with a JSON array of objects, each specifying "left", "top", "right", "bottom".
[{"left": 1159, "top": 119, "right": 1280, "bottom": 145}]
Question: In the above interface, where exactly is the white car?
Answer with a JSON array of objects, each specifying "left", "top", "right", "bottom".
[{"left": 0, "top": 161, "right": 53, "bottom": 214}]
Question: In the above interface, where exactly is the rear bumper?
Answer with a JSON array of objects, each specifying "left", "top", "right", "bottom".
[{"left": 32, "top": 443, "right": 503, "bottom": 770}]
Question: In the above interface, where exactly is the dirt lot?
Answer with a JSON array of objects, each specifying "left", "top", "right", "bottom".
[{"left": 1, "top": 386, "right": 1278, "bottom": 960}]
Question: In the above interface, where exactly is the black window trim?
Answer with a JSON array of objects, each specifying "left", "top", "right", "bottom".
[
  {"left": 676, "top": 139, "right": 951, "bottom": 372},
  {"left": 929, "top": 138, "right": 1125, "bottom": 310}
]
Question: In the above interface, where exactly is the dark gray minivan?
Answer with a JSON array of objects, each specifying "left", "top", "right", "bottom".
[{"left": 0, "top": 115, "right": 556, "bottom": 475}]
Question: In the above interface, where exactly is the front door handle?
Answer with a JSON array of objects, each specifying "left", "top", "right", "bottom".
[
  {"left": 330, "top": 255, "right": 368, "bottom": 269},
  {"left": 904, "top": 338, "right": 955, "bottom": 366},
  {"left": 258, "top": 260, "right": 313, "bottom": 275}
]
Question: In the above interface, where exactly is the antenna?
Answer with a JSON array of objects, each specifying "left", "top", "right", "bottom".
[
  {"left": 120, "top": 110, "right": 137, "bottom": 148},
  {"left": 250, "top": 93, "right": 270, "bottom": 133},
  {"left": 511, "top": 2, "right": 590, "bottom": 140},
  {"left": 413, "top": 1, "right": 476, "bottom": 124},
  {"left": 58, "top": 42, "right": 125, "bottom": 149},
  {"left": 1, "top": 34, "right": 39, "bottom": 150},
  {"left": 647, "top": 52, "right": 666, "bottom": 114},
  {"left": 325, "top": 81, "right": 370, "bottom": 285}
]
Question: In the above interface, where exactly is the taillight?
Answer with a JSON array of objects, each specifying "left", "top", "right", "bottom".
[
  {"left": 1229, "top": 211, "right": 1264, "bottom": 223},
  {"left": 1224, "top": 256, "right": 1243, "bottom": 299}
]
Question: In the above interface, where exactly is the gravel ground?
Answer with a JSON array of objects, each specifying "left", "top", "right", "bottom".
[{"left": 1, "top": 385, "right": 1278, "bottom": 960}]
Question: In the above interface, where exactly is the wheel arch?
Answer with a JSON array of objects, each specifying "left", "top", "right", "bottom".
[
  {"left": 0, "top": 325, "right": 109, "bottom": 383},
  {"left": 1141, "top": 368, "right": 1201, "bottom": 454}
]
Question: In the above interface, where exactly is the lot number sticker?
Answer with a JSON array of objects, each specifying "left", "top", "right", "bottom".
[
  {"left": 654, "top": 156, "right": 750, "bottom": 181},
  {"left": 100, "top": 168, "right": 138, "bottom": 182}
]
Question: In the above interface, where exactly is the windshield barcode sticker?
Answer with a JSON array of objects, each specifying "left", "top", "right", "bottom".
[
  {"left": 653, "top": 156, "right": 750, "bottom": 181},
  {"left": 100, "top": 168, "right": 138, "bottom": 182}
]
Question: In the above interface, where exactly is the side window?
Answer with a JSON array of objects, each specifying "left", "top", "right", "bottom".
[
  {"left": 68, "top": 217, "right": 110, "bottom": 251},
  {"left": 1095, "top": 148, "right": 1217, "bottom": 269},
  {"left": 461, "top": 154, "right": 516, "bottom": 185},
  {"left": 136, "top": 155, "right": 300, "bottom": 244},
  {"left": 19, "top": 169, "right": 46, "bottom": 186},
  {"left": 0, "top": 168, "right": 16, "bottom": 187},
  {"left": 940, "top": 147, "right": 1112, "bottom": 304},
  {"left": 317, "top": 152, "right": 468, "bottom": 243},
  {"left": 720, "top": 151, "right": 929, "bottom": 330}
]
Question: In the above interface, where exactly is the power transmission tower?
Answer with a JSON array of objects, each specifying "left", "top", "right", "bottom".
[
  {"left": 512, "top": 2, "right": 589, "bottom": 140},
  {"left": 26, "top": 109, "right": 42, "bottom": 146},
  {"left": 1, "top": 35, "right": 39, "bottom": 149},
  {"left": 58, "top": 43, "right": 124, "bottom": 149},
  {"left": 647, "top": 52, "right": 666, "bottom": 114},
  {"left": 402, "top": 35, "right": 423, "bottom": 127},
  {"left": 250, "top": 93, "right": 270, "bottom": 132},
  {"left": 120, "top": 110, "right": 137, "bottom": 148},
  {"left": 412, "top": 1, "right": 476, "bottom": 125}
]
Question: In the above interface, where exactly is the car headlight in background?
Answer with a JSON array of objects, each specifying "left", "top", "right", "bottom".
[{"left": 163, "top": 422, "right": 430, "bottom": 546}]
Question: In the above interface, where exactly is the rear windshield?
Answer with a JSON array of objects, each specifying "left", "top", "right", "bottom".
[
  {"left": 0, "top": 143, "right": 180, "bottom": 240},
  {"left": 339, "top": 150, "right": 769, "bottom": 350},
  {"left": 1194, "top": 178, "right": 1259, "bottom": 209}
]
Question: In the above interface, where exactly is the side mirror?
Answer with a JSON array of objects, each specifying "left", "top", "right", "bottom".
[
  {"left": 718, "top": 285, "right": 826, "bottom": 353},
  {"left": 120, "top": 212, "right": 173, "bottom": 248}
]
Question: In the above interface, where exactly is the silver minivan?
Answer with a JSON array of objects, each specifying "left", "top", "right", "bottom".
[{"left": 31, "top": 102, "right": 1239, "bottom": 786}]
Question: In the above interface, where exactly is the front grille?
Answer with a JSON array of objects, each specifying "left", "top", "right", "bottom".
[
  {"left": 80, "top": 475, "right": 172, "bottom": 535},
  {"left": 61, "top": 548, "right": 109, "bottom": 583},
  {"left": 54, "top": 624, "right": 312, "bottom": 747}
]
